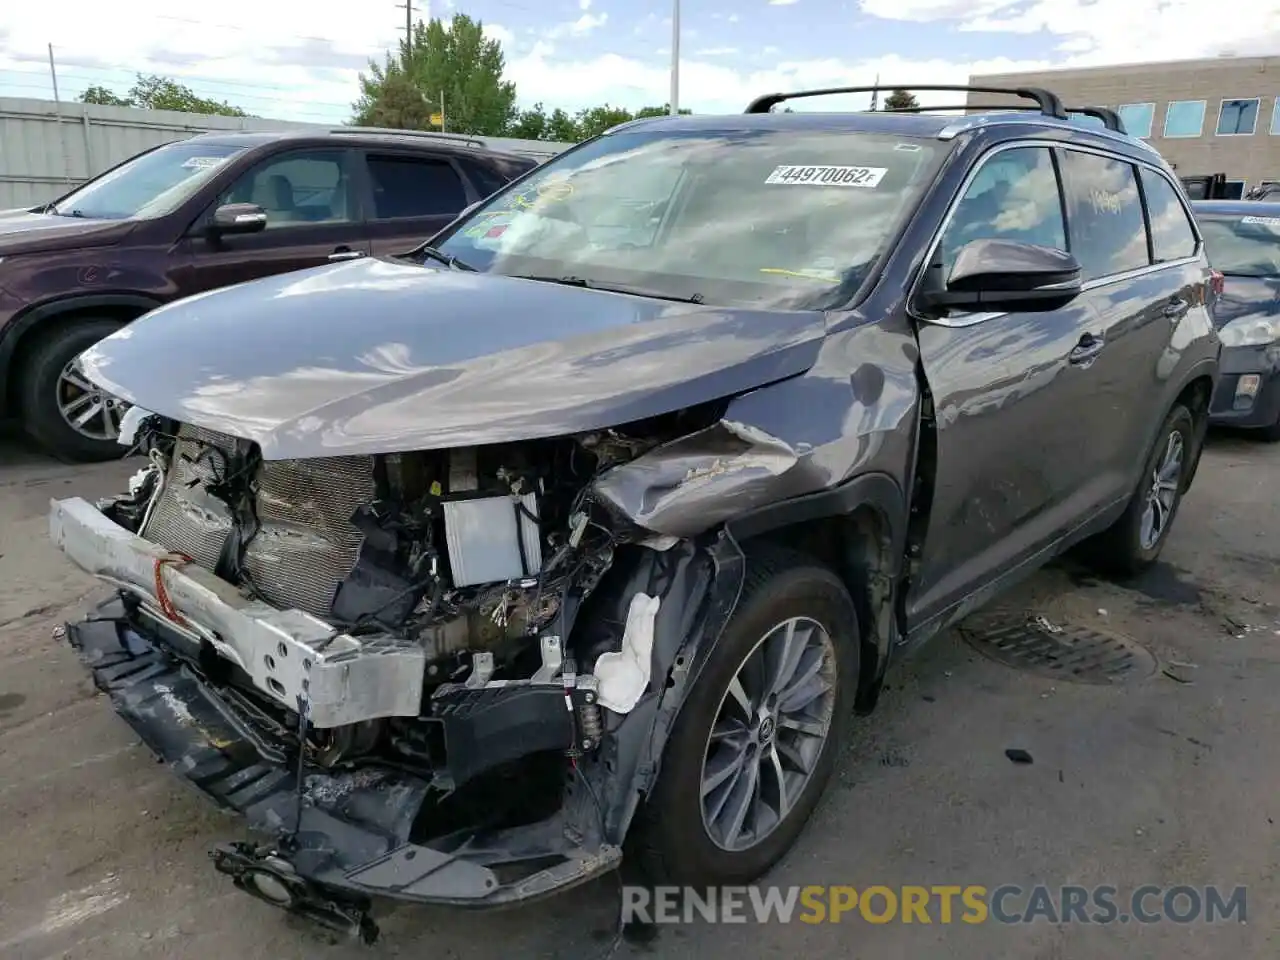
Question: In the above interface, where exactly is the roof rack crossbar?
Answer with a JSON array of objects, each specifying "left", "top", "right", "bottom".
[
  {"left": 744, "top": 84, "right": 1068, "bottom": 120},
  {"left": 329, "top": 126, "right": 487, "bottom": 148},
  {"left": 876, "top": 102, "right": 1127, "bottom": 133}
]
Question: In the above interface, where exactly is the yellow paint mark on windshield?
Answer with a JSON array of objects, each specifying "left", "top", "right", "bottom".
[{"left": 760, "top": 267, "right": 840, "bottom": 282}]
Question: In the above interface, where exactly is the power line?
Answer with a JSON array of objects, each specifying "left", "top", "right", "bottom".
[{"left": 3, "top": 62, "right": 357, "bottom": 109}]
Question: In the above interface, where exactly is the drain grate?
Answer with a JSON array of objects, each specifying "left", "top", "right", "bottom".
[{"left": 958, "top": 614, "right": 1156, "bottom": 685}]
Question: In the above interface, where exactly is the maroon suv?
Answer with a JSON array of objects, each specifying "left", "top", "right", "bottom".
[{"left": 0, "top": 129, "right": 537, "bottom": 461}]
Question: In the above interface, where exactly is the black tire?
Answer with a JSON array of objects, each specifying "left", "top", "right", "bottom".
[
  {"left": 18, "top": 319, "right": 125, "bottom": 463},
  {"left": 629, "top": 546, "right": 860, "bottom": 886},
  {"left": 1085, "top": 403, "right": 1196, "bottom": 578}
]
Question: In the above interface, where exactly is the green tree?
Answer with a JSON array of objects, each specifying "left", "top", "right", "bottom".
[
  {"left": 546, "top": 108, "right": 581, "bottom": 142},
  {"left": 574, "top": 104, "right": 636, "bottom": 140},
  {"left": 79, "top": 85, "right": 130, "bottom": 107},
  {"left": 883, "top": 88, "right": 920, "bottom": 112},
  {"left": 357, "top": 71, "right": 435, "bottom": 130},
  {"left": 507, "top": 102, "right": 551, "bottom": 140},
  {"left": 353, "top": 13, "right": 516, "bottom": 136},
  {"left": 507, "top": 103, "right": 692, "bottom": 143},
  {"left": 78, "top": 74, "right": 250, "bottom": 117}
]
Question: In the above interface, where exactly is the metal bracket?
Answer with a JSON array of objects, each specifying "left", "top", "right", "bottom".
[{"left": 530, "top": 634, "right": 563, "bottom": 683}]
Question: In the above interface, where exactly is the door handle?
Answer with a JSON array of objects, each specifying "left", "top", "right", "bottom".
[
  {"left": 1163, "top": 297, "right": 1190, "bottom": 319},
  {"left": 328, "top": 249, "right": 364, "bottom": 262},
  {"left": 1069, "top": 333, "right": 1105, "bottom": 366}
]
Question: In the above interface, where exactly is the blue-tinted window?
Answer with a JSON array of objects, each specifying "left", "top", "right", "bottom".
[
  {"left": 1118, "top": 103, "right": 1154, "bottom": 138},
  {"left": 1269, "top": 98, "right": 1280, "bottom": 135},
  {"left": 1066, "top": 111, "right": 1108, "bottom": 130},
  {"left": 1217, "top": 98, "right": 1259, "bottom": 136},
  {"left": 1164, "top": 100, "right": 1206, "bottom": 138}
]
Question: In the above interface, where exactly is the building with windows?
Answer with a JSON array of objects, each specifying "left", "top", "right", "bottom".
[{"left": 968, "top": 55, "right": 1280, "bottom": 198}]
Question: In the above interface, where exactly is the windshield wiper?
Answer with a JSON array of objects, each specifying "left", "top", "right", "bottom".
[
  {"left": 412, "top": 245, "right": 476, "bottom": 272},
  {"left": 510, "top": 274, "right": 705, "bottom": 304}
]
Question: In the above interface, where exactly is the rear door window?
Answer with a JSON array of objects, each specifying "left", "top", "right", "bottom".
[
  {"left": 1140, "top": 170, "right": 1198, "bottom": 262},
  {"left": 1059, "top": 151, "right": 1149, "bottom": 280},
  {"left": 457, "top": 157, "right": 517, "bottom": 198},
  {"left": 366, "top": 155, "right": 468, "bottom": 219}
]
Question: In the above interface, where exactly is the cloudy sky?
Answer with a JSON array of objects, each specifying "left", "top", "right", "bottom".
[{"left": 0, "top": 0, "right": 1276, "bottom": 124}]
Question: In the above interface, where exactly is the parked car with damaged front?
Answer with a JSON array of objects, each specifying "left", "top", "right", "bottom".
[
  {"left": 49, "top": 85, "right": 1220, "bottom": 942},
  {"left": 1193, "top": 200, "right": 1280, "bottom": 438}
]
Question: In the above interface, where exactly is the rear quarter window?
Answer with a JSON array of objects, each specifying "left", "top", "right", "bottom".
[
  {"left": 1060, "top": 151, "right": 1149, "bottom": 280},
  {"left": 1141, "top": 170, "right": 1198, "bottom": 262}
]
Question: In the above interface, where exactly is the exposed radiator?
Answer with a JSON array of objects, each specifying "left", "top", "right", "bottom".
[{"left": 142, "top": 425, "right": 375, "bottom": 619}]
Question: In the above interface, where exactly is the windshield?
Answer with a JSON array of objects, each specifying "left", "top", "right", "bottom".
[
  {"left": 49, "top": 141, "right": 248, "bottom": 221},
  {"left": 433, "top": 128, "right": 945, "bottom": 308},
  {"left": 1199, "top": 215, "right": 1280, "bottom": 278}
]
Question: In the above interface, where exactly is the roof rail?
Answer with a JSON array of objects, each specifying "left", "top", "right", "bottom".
[
  {"left": 877, "top": 102, "right": 1127, "bottom": 133},
  {"left": 329, "top": 126, "right": 487, "bottom": 149},
  {"left": 745, "top": 84, "right": 1068, "bottom": 120}
]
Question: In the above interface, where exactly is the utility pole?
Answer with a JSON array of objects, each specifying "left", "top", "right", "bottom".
[
  {"left": 669, "top": 0, "right": 680, "bottom": 115},
  {"left": 47, "top": 43, "right": 74, "bottom": 185},
  {"left": 395, "top": 0, "right": 425, "bottom": 48}
]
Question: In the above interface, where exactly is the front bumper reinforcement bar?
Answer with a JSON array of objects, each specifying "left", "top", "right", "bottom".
[{"left": 49, "top": 496, "right": 425, "bottom": 728}]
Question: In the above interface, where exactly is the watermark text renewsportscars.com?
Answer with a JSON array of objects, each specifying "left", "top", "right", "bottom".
[{"left": 622, "top": 885, "right": 1247, "bottom": 925}]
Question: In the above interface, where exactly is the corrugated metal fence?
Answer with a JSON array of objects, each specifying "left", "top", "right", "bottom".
[{"left": 0, "top": 96, "right": 574, "bottom": 208}]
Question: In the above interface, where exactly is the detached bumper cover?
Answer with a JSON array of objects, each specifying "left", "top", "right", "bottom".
[
  {"left": 49, "top": 496, "right": 425, "bottom": 728},
  {"left": 64, "top": 600, "right": 621, "bottom": 907}
]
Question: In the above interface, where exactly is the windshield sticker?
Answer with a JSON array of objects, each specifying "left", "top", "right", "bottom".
[
  {"left": 462, "top": 212, "right": 514, "bottom": 240},
  {"left": 1240, "top": 216, "right": 1280, "bottom": 227},
  {"left": 764, "top": 165, "right": 887, "bottom": 188},
  {"left": 181, "top": 156, "right": 227, "bottom": 171}
]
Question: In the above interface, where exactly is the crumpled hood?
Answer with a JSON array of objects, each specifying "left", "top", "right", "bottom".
[
  {"left": 0, "top": 208, "right": 135, "bottom": 256},
  {"left": 79, "top": 257, "right": 826, "bottom": 459}
]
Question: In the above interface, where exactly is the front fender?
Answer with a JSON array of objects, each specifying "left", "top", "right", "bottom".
[{"left": 591, "top": 532, "right": 746, "bottom": 843}]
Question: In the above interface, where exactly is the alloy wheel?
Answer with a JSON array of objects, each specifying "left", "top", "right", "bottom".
[
  {"left": 699, "top": 616, "right": 837, "bottom": 852},
  {"left": 56, "top": 361, "right": 126, "bottom": 442},
  {"left": 1139, "top": 430, "right": 1184, "bottom": 550}
]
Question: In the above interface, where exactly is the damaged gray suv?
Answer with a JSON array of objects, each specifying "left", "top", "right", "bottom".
[{"left": 49, "top": 85, "right": 1219, "bottom": 940}]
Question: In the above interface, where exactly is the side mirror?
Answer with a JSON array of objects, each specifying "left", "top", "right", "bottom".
[
  {"left": 918, "top": 238, "right": 1083, "bottom": 315},
  {"left": 210, "top": 203, "right": 268, "bottom": 235}
]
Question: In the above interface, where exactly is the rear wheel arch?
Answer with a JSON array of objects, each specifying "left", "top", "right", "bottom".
[{"left": 1171, "top": 371, "right": 1214, "bottom": 491}]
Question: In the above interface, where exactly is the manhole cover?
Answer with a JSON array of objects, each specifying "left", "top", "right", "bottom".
[{"left": 958, "top": 614, "right": 1156, "bottom": 685}]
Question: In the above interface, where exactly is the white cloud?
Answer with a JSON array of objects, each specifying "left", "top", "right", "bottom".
[
  {"left": 768, "top": 0, "right": 801, "bottom": 5},
  {"left": 859, "top": 0, "right": 1280, "bottom": 63},
  {"left": 695, "top": 47, "right": 741, "bottom": 56},
  {"left": 546, "top": 12, "right": 608, "bottom": 39},
  {"left": 0, "top": 0, "right": 1273, "bottom": 128},
  {"left": 506, "top": 49, "right": 1054, "bottom": 115}
]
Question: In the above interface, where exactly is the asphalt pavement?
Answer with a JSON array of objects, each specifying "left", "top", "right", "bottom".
[{"left": 1, "top": 425, "right": 1277, "bottom": 959}]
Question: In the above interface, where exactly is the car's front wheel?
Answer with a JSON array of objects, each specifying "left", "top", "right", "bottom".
[
  {"left": 631, "top": 548, "right": 859, "bottom": 886},
  {"left": 18, "top": 319, "right": 128, "bottom": 463}
]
